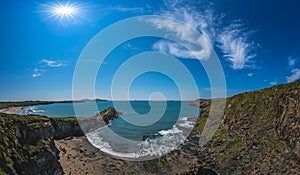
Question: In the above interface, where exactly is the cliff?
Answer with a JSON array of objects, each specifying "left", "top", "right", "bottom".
[
  {"left": 0, "top": 107, "right": 119, "bottom": 175},
  {"left": 0, "top": 114, "right": 63, "bottom": 175},
  {"left": 187, "top": 80, "right": 300, "bottom": 174},
  {"left": 50, "top": 107, "right": 120, "bottom": 140}
]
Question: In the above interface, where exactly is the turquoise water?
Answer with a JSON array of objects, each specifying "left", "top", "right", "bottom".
[{"left": 21, "top": 101, "right": 199, "bottom": 159}]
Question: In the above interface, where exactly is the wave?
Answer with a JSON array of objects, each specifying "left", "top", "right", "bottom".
[
  {"left": 158, "top": 126, "right": 182, "bottom": 135},
  {"left": 177, "top": 116, "right": 196, "bottom": 129},
  {"left": 20, "top": 106, "right": 44, "bottom": 115},
  {"left": 86, "top": 120, "right": 193, "bottom": 160}
]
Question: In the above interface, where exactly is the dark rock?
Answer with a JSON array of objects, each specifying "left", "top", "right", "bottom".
[
  {"left": 197, "top": 168, "right": 217, "bottom": 175},
  {"left": 95, "top": 106, "right": 121, "bottom": 125}
]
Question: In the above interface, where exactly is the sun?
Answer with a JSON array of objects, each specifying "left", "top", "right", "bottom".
[
  {"left": 42, "top": 2, "right": 82, "bottom": 21},
  {"left": 53, "top": 5, "right": 76, "bottom": 18}
]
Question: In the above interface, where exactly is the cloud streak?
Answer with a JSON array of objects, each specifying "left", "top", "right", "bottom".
[
  {"left": 153, "top": 40, "right": 196, "bottom": 59},
  {"left": 107, "top": 5, "right": 143, "bottom": 13},
  {"left": 151, "top": 1, "right": 257, "bottom": 70},
  {"left": 32, "top": 68, "right": 44, "bottom": 78},
  {"left": 41, "top": 59, "right": 66, "bottom": 67}
]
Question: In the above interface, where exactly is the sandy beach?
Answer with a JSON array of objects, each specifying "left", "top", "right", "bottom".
[
  {"left": 0, "top": 106, "right": 23, "bottom": 114},
  {"left": 55, "top": 136, "right": 148, "bottom": 175},
  {"left": 54, "top": 136, "right": 196, "bottom": 175}
]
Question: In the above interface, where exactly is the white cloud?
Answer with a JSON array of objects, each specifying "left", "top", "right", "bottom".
[
  {"left": 218, "top": 26, "right": 255, "bottom": 70},
  {"left": 150, "top": 1, "right": 256, "bottom": 69},
  {"left": 287, "top": 68, "right": 300, "bottom": 83},
  {"left": 269, "top": 81, "right": 277, "bottom": 86},
  {"left": 288, "top": 56, "right": 296, "bottom": 67},
  {"left": 153, "top": 40, "right": 195, "bottom": 59},
  {"left": 32, "top": 68, "right": 43, "bottom": 78},
  {"left": 148, "top": 10, "right": 213, "bottom": 60},
  {"left": 247, "top": 73, "right": 253, "bottom": 77},
  {"left": 41, "top": 59, "right": 66, "bottom": 67}
]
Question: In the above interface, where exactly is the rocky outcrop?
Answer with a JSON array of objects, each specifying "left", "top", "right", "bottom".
[
  {"left": 0, "top": 107, "right": 119, "bottom": 175},
  {"left": 50, "top": 107, "right": 119, "bottom": 139},
  {"left": 96, "top": 106, "right": 121, "bottom": 125},
  {"left": 186, "top": 80, "right": 300, "bottom": 174}
]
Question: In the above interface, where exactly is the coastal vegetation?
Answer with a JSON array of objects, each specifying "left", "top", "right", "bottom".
[{"left": 0, "top": 80, "right": 299, "bottom": 174}]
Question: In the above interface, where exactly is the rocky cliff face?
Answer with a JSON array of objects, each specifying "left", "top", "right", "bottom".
[
  {"left": 0, "top": 107, "right": 119, "bottom": 175},
  {"left": 51, "top": 107, "right": 120, "bottom": 140},
  {"left": 0, "top": 114, "right": 63, "bottom": 175},
  {"left": 187, "top": 80, "right": 300, "bottom": 174}
]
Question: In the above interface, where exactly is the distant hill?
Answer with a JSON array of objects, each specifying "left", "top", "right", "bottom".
[{"left": 0, "top": 99, "right": 108, "bottom": 110}]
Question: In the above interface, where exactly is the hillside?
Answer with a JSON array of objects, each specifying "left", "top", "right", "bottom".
[{"left": 187, "top": 80, "right": 300, "bottom": 174}]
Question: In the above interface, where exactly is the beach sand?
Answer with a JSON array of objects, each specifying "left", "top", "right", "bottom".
[
  {"left": 0, "top": 106, "right": 23, "bottom": 114},
  {"left": 54, "top": 136, "right": 196, "bottom": 175},
  {"left": 55, "top": 136, "right": 146, "bottom": 175}
]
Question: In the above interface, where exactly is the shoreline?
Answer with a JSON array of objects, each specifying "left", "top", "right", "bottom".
[
  {"left": 54, "top": 135, "right": 194, "bottom": 175},
  {"left": 0, "top": 106, "right": 23, "bottom": 114}
]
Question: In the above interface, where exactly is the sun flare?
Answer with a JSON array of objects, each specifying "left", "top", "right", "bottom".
[{"left": 42, "top": 2, "right": 82, "bottom": 21}]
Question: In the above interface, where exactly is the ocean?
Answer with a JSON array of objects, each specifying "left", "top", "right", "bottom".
[{"left": 20, "top": 101, "right": 199, "bottom": 160}]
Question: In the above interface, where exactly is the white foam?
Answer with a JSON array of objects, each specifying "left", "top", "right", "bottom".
[
  {"left": 86, "top": 125, "right": 187, "bottom": 159},
  {"left": 24, "top": 106, "right": 44, "bottom": 114},
  {"left": 177, "top": 120, "right": 195, "bottom": 128},
  {"left": 180, "top": 117, "right": 188, "bottom": 121},
  {"left": 158, "top": 127, "right": 182, "bottom": 135}
]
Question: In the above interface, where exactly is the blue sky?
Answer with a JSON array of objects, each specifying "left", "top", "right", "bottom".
[{"left": 0, "top": 0, "right": 299, "bottom": 101}]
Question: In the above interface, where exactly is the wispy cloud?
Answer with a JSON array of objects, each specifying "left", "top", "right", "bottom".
[
  {"left": 288, "top": 55, "right": 296, "bottom": 67},
  {"left": 287, "top": 68, "right": 300, "bottom": 83},
  {"left": 150, "top": 1, "right": 257, "bottom": 69},
  {"left": 32, "top": 68, "right": 44, "bottom": 78},
  {"left": 107, "top": 5, "right": 143, "bottom": 13},
  {"left": 218, "top": 24, "right": 255, "bottom": 70},
  {"left": 41, "top": 59, "right": 66, "bottom": 67},
  {"left": 269, "top": 81, "right": 277, "bottom": 85},
  {"left": 148, "top": 13, "right": 212, "bottom": 60},
  {"left": 31, "top": 59, "right": 66, "bottom": 78},
  {"left": 153, "top": 40, "right": 205, "bottom": 59}
]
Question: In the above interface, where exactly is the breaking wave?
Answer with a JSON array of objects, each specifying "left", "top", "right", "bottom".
[
  {"left": 86, "top": 116, "right": 196, "bottom": 160},
  {"left": 20, "top": 106, "right": 45, "bottom": 115}
]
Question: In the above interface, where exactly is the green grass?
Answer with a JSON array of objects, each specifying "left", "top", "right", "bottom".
[{"left": 195, "top": 80, "right": 300, "bottom": 171}]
